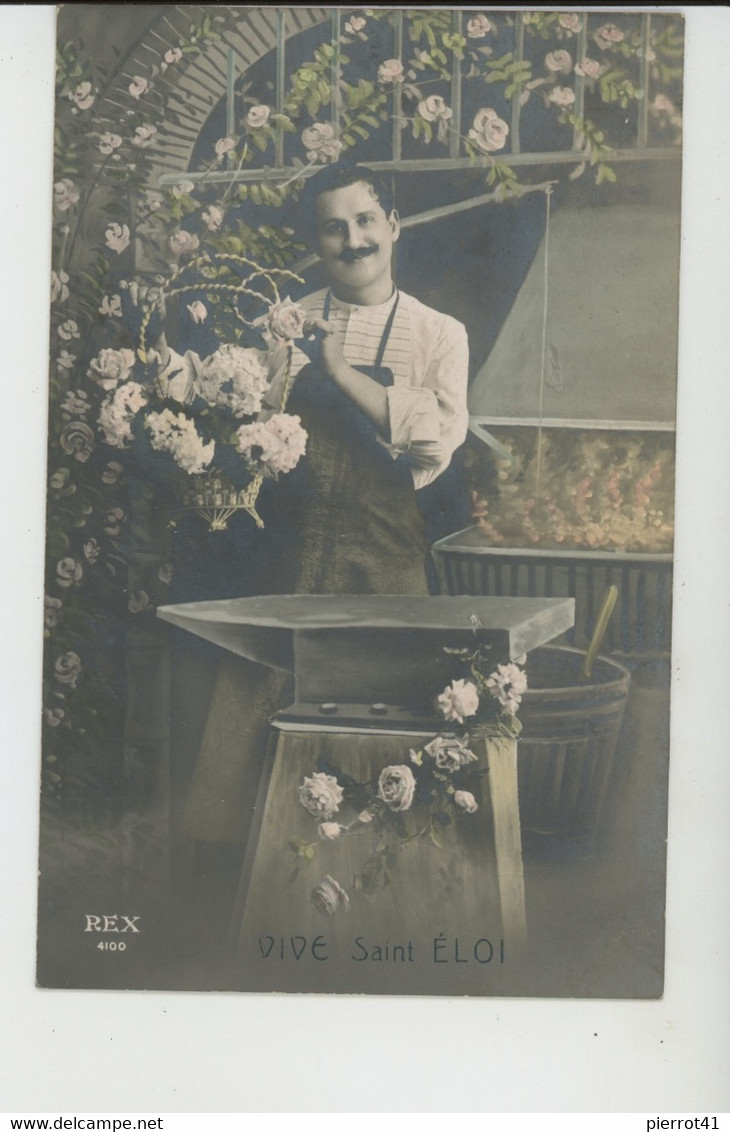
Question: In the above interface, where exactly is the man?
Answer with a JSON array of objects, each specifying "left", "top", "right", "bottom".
[
  {"left": 265, "top": 161, "right": 470, "bottom": 595},
  {"left": 178, "top": 162, "right": 471, "bottom": 845}
]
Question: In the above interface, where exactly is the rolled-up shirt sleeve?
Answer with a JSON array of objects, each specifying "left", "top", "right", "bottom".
[{"left": 386, "top": 319, "right": 469, "bottom": 489}]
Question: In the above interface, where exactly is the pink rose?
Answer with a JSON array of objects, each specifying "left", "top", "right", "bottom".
[
  {"left": 267, "top": 297, "right": 306, "bottom": 343},
  {"left": 548, "top": 86, "right": 576, "bottom": 108},
  {"left": 128, "top": 75, "right": 149, "bottom": 99},
  {"left": 301, "top": 121, "right": 343, "bottom": 164},
  {"left": 318, "top": 822, "right": 343, "bottom": 841},
  {"left": 417, "top": 95, "right": 453, "bottom": 123},
  {"left": 54, "top": 179, "right": 79, "bottom": 212},
  {"left": 311, "top": 875, "right": 350, "bottom": 917},
  {"left": 469, "top": 108, "right": 509, "bottom": 154},
  {"left": 576, "top": 58, "right": 603, "bottom": 80},
  {"left": 105, "top": 222, "right": 131, "bottom": 254},
  {"left": 437, "top": 678, "right": 480, "bottom": 723},
  {"left": 545, "top": 50, "right": 572, "bottom": 74},
  {"left": 71, "top": 82, "right": 94, "bottom": 110},
  {"left": 454, "top": 790, "right": 479, "bottom": 814},
  {"left": 202, "top": 205, "right": 223, "bottom": 231},
  {"left": 98, "top": 132, "right": 122, "bottom": 156},
  {"left": 88, "top": 347, "right": 135, "bottom": 391},
  {"left": 345, "top": 16, "right": 366, "bottom": 34},
  {"left": 246, "top": 104, "right": 271, "bottom": 129},
  {"left": 164, "top": 47, "right": 182, "bottom": 65},
  {"left": 558, "top": 14, "right": 582, "bottom": 34},
  {"left": 132, "top": 124, "right": 156, "bottom": 148},
  {"left": 298, "top": 772, "right": 344, "bottom": 820},
  {"left": 594, "top": 23, "right": 625, "bottom": 51},
  {"left": 467, "top": 14, "right": 492, "bottom": 39},
  {"left": 214, "top": 136, "right": 236, "bottom": 159},
  {"left": 378, "top": 59, "right": 404, "bottom": 83},
  {"left": 424, "top": 735, "right": 477, "bottom": 773},
  {"left": 377, "top": 765, "right": 416, "bottom": 812},
  {"left": 187, "top": 301, "right": 208, "bottom": 324},
  {"left": 169, "top": 230, "right": 200, "bottom": 257}
]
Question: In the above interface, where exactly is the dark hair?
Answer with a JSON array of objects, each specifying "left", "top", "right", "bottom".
[{"left": 300, "top": 161, "right": 396, "bottom": 242}]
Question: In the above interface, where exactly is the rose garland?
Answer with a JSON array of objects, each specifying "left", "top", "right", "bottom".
[{"left": 292, "top": 643, "right": 528, "bottom": 916}]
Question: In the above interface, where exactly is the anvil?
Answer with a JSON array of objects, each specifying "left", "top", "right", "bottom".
[{"left": 157, "top": 594, "right": 575, "bottom": 729}]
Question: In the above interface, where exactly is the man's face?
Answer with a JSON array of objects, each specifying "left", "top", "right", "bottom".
[{"left": 313, "top": 180, "right": 400, "bottom": 304}]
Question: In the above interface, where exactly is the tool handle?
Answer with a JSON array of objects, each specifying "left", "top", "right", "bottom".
[{"left": 579, "top": 585, "right": 619, "bottom": 682}]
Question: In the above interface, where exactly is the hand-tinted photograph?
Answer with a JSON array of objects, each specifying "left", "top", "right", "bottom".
[{"left": 39, "top": 6, "right": 683, "bottom": 998}]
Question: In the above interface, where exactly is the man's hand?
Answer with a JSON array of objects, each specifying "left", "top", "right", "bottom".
[
  {"left": 302, "top": 317, "right": 345, "bottom": 381},
  {"left": 302, "top": 317, "right": 390, "bottom": 438}
]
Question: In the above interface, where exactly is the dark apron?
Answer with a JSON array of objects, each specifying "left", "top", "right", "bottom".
[{"left": 281, "top": 290, "right": 430, "bottom": 596}]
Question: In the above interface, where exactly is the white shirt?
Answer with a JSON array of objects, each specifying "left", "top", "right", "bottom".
[
  {"left": 157, "top": 288, "right": 469, "bottom": 491},
  {"left": 266, "top": 288, "right": 469, "bottom": 489}
]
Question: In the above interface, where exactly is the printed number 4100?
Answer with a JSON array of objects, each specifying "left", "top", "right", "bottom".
[{"left": 97, "top": 941, "right": 126, "bottom": 951}]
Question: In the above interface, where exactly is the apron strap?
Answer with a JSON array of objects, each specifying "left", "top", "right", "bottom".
[{"left": 323, "top": 290, "right": 400, "bottom": 387}]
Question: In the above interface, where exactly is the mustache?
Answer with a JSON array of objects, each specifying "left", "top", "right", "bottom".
[{"left": 338, "top": 245, "right": 379, "bottom": 263}]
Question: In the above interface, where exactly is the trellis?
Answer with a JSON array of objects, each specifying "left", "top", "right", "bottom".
[{"left": 144, "top": 7, "right": 680, "bottom": 191}]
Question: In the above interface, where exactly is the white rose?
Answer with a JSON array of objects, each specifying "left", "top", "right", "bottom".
[
  {"left": 467, "top": 15, "right": 492, "bottom": 39},
  {"left": 267, "top": 297, "right": 307, "bottom": 342},
  {"left": 417, "top": 95, "right": 453, "bottom": 123},
  {"left": 318, "top": 822, "right": 343, "bottom": 841},
  {"left": 246, "top": 104, "right": 271, "bottom": 129},
  {"left": 437, "top": 678, "right": 480, "bottom": 723},
  {"left": 378, "top": 58, "right": 404, "bottom": 82},
  {"left": 301, "top": 122, "right": 343, "bottom": 164},
  {"left": 469, "top": 108, "right": 509, "bottom": 154},
  {"left": 377, "top": 765, "right": 416, "bottom": 812},
  {"left": 298, "top": 772, "right": 344, "bottom": 820},
  {"left": 88, "top": 347, "right": 135, "bottom": 391},
  {"left": 548, "top": 86, "right": 576, "bottom": 108}
]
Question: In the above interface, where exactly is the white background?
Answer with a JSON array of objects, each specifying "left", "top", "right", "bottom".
[{"left": 1, "top": 5, "right": 728, "bottom": 1115}]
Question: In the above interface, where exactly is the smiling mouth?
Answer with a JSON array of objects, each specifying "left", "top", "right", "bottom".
[{"left": 339, "top": 246, "right": 378, "bottom": 263}]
